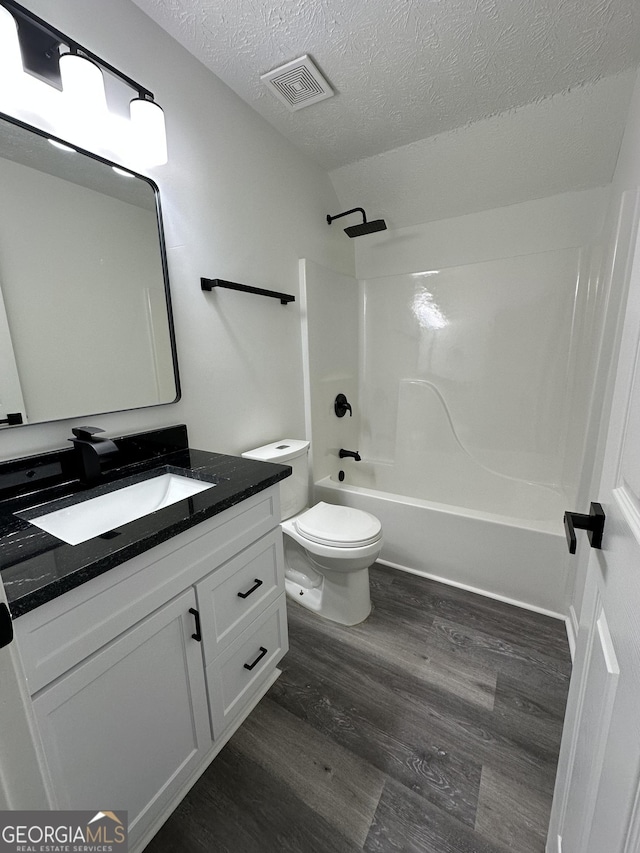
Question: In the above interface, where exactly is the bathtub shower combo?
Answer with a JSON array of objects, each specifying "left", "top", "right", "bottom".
[{"left": 302, "top": 248, "right": 596, "bottom": 617}]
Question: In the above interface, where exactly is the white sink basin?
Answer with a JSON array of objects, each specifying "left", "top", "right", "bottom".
[{"left": 25, "top": 473, "right": 215, "bottom": 545}]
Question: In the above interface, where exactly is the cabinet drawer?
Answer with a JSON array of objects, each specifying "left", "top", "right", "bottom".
[
  {"left": 15, "top": 487, "right": 279, "bottom": 694},
  {"left": 196, "top": 529, "right": 284, "bottom": 661},
  {"left": 206, "top": 595, "right": 288, "bottom": 737}
]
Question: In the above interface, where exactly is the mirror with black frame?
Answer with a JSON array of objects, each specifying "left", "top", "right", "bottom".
[{"left": 0, "top": 112, "right": 180, "bottom": 428}]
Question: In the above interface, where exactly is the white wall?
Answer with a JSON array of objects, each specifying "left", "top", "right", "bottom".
[{"left": 0, "top": 0, "right": 353, "bottom": 461}]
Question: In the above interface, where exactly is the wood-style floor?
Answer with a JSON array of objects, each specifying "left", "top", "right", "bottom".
[{"left": 146, "top": 564, "right": 571, "bottom": 852}]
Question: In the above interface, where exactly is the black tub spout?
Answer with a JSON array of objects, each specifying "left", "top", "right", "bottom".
[{"left": 339, "top": 448, "right": 361, "bottom": 461}]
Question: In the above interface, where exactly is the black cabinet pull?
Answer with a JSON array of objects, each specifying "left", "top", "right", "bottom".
[
  {"left": 563, "top": 502, "right": 605, "bottom": 554},
  {"left": 237, "top": 578, "right": 263, "bottom": 599},
  {"left": 0, "top": 603, "right": 13, "bottom": 649},
  {"left": 244, "top": 646, "right": 268, "bottom": 671},
  {"left": 188, "top": 608, "right": 202, "bottom": 642}
]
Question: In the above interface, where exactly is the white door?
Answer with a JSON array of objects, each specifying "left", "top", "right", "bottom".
[{"left": 547, "top": 193, "right": 640, "bottom": 851}]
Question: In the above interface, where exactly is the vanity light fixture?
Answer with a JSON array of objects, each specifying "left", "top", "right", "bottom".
[{"left": 0, "top": 0, "right": 167, "bottom": 167}]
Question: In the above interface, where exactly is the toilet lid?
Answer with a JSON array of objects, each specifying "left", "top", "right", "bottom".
[{"left": 295, "top": 502, "right": 382, "bottom": 547}]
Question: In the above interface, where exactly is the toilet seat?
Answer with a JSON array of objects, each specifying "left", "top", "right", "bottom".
[{"left": 294, "top": 501, "right": 382, "bottom": 548}]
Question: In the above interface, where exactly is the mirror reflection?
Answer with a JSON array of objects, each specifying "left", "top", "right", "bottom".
[{"left": 0, "top": 113, "right": 179, "bottom": 428}]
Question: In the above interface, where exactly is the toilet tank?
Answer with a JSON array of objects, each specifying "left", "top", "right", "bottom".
[{"left": 242, "top": 439, "right": 310, "bottom": 521}]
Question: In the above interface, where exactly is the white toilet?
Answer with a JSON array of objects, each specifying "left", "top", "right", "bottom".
[{"left": 242, "top": 440, "right": 383, "bottom": 625}]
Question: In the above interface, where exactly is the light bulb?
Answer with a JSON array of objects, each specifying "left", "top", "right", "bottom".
[
  {"left": 60, "top": 54, "right": 107, "bottom": 108},
  {"left": 59, "top": 53, "right": 108, "bottom": 149},
  {"left": 130, "top": 97, "right": 168, "bottom": 166}
]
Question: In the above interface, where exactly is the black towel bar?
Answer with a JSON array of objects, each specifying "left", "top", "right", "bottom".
[{"left": 201, "top": 278, "right": 295, "bottom": 305}]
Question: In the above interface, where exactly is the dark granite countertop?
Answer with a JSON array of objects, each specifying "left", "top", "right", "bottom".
[{"left": 0, "top": 443, "right": 290, "bottom": 618}]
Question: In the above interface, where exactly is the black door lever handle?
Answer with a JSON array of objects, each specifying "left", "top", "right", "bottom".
[{"left": 563, "top": 502, "right": 605, "bottom": 554}]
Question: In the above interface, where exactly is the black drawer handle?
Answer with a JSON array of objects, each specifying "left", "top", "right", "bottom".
[
  {"left": 189, "top": 608, "right": 202, "bottom": 642},
  {"left": 237, "top": 578, "right": 263, "bottom": 599},
  {"left": 244, "top": 646, "right": 268, "bottom": 671}
]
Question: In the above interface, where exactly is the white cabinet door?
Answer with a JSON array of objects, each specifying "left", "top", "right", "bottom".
[{"left": 32, "top": 589, "right": 211, "bottom": 841}]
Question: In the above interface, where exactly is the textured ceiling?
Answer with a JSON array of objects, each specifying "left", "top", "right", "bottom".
[{"left": 131, "top": 0, "right": 640, "bottom": 170}]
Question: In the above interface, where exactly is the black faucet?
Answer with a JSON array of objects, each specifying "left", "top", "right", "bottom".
[
  {"left": 339, "top": 448, "right": 361, "bottom": 461},
  {"left": 69, "top": 426, "right": 118, "bottom": 485}
]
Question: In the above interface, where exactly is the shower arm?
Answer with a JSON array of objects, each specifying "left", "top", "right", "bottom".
[{"left": 326, "top": 208, "right": 367, "bottom": 226}]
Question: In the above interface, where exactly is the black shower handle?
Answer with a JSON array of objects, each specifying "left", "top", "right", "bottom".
[{"left": 335, "top": 394, "right": 352, "bottom": 417}]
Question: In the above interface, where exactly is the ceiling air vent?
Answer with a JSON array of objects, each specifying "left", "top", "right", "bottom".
[{"left": 260, "top": 55, "right": 334, "bottom": 112}]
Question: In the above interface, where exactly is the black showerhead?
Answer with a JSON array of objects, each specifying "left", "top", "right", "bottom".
[
  {"left": 344, "top": 219, "right": 387, "bottom": 238},
  {"left": 327, "top": 207, "right": 387, "bottom": 238}
]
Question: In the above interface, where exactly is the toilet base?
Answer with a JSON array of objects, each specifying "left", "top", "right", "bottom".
[{"left": 285, "top": 566, "right": 372, "bottom": 626}]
